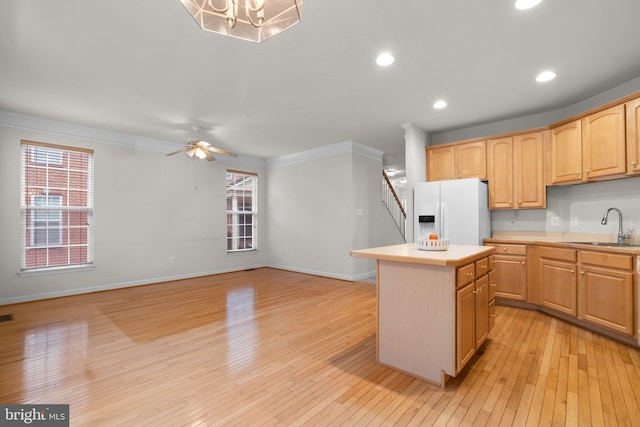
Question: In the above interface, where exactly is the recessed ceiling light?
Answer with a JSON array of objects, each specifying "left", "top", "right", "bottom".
[
  {"left": 536, "top": 70, "right": 557, "bottom": 82},
  {"left": 433, "top": 100, "right": 447, "bottom": 109},
  {"left": 515, "top": 0, "right": 542, "bottom": 10},
  {"left": 376, "top": 52, "right": 395, "bottom": 66}
]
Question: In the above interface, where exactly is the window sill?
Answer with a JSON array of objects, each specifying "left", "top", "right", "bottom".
[
  {"left": 18, "top": 264, "right": 95, "bottom": 277},
  {"left": 227, "top": 249, "right": 258, "bottom": 256}
]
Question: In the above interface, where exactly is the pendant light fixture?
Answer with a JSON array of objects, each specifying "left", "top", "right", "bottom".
[{"left": 180, "top": 0, "right": 303, "bottom": 43}]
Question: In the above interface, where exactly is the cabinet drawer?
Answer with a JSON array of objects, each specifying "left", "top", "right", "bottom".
[
  {"left": 457, "top": 263, "right": 475, "bottom": 288},
  {"left": 475, "top": 257, "right": 489, "bottom": 277},
  {"left": 491, "top": 244, "right": 527, "bottom": 255},
  {"left": 580, "top": 251, "right": 633, "bottom": 270},
  {"left": 540, "top": 246, "right": 577, "bottom": 263}
]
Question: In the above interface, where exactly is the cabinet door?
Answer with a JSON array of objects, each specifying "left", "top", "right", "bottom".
[
  {"left": 475, "top": 275, "right": 489, "bottom": 349},
  {"left": 493, "top": 254, "right": 527, "bottom": 300},
  {"left": 487, "top": 137, "right": 514, "bottom": 209},
  {"left": 539, "top": 259, "right": 577, "bottom": 316},
  {"left": 514, "top": 131, "right": 546, "bottom": 208},
  {"left": 456, "top": 141, "right": 487, "bottom": 180},
  {"left": 551, "top": 120, "right": 582, "bottom": 184},
  {"left": 626, "top": 97, "right": 640, "bottom": 175},
  {"left": 427, "top": 145, "right": 455, "bottom": 181},
  {"left": 582, "top": 105, "right": 626, "bottom": 179},
  {"left": 578, "top": 265, "right": 634, "bottom": 336},
  {"left": 456, "top": 282, "right": 476, "bottom": 371}
]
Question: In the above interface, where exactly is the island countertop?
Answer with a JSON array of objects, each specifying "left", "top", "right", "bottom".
[{"left": 351, "top": 243, "right": 495, "bottom": 267}]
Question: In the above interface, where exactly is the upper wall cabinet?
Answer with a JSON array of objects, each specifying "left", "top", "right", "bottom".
[
  {"left": 582, "top": 104, "right": 626, "bottom": 180},
  {"left": 550, "top": 120, "right": 583, "bottom": 184},
  {"left": 627, "top": 97, "right": 640, "bottom": 175},
  {"left": 550, "top": 105, "right": 626, "bottom": 184},
  {"left": 426, "top": 141, "right": 486, "bottom": 181},
  {"left": 487, "top": 131, "right": 546, "bottom": 210}
]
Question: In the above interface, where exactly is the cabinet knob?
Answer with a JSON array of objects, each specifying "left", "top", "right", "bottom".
[
  {"left": 632, "top": 161, "right": 637, "bottom": 168},
  {"left": 467, "top": 272, "right": 473, "bottom": 277},
  {"left": 580, "top": 270, "right": 585, "bottom": 275},
  {"left": 481, "top": 265, "right": 487, "bottom": 269},
  {"left": 576, "top": 171, "right": 580, "bottom": 175},
  {"left": 490, "top": 283, "right": 497, "bottom": 287},
  {"left": 518, "top": 200, "right": 522, "bottom": 204},
  {"left": 570, "top": 270, "right": 575, "bottom": 274},
  {"left": 491, "top": 314, "right": 497, "bottom": 318},
  {"left": 521, "top": 261, "right": 525, "bottom": 265},
  {"left": 586, "top": 169, "right": 590, "bottom": 175}
]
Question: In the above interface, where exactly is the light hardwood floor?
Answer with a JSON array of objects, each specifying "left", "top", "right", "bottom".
[{"left": 1, "top": 268, "right": 639, "bottom": 426}]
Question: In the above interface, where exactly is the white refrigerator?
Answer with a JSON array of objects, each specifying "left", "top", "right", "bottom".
[{"left": 414, "top": 178, "right": 491, "bottom": 245}]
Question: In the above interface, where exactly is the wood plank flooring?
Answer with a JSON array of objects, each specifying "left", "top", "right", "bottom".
[{"left": 1, "top": 267, "right": 639, "bottom": 426}]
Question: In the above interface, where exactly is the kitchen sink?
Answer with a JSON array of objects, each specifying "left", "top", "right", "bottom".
[{"left": 564, "top": 241, "right": 640, "bottom": 247}]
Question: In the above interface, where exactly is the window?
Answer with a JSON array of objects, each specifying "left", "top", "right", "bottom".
[
  {"left": 20, "top": 140, "right": 94, "bottom": 272},
  {"left": 226, "top": 170, "right": 257, "bottom": 252}
]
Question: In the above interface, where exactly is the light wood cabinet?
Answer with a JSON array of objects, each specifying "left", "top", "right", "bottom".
[
  {"left": 582, "top": 105, "right": 626, "bottom": 180},
  {"left": 426, "top": 141, "right": 486, "bottom": 181},
  {"left": 539, "top": 246, "right": 577, "bottom": 316},
  {"left": 456, "top": 141, "right": 487, "bottom": 180},
  {"left": 487, "top": 131, "right": 546, "bottom": 209},
  {"left": 456, "top": 282, "right": 475, "bottom": 369},
  {"left": 456, "top": 257, "right": 491, "bottom": 371},
  {"left": 550, "top": 120, "right": 583, "bottom": 184},
  {"left": 427, "top": 145, "right": 455, "bottom": 181},
  {"left": 578, "top": 250, "right": 634, "bottom": 336},
  {"left": 627, "top": 97, "right": 640, "bottom": 175},
  {"left": 550, "top": 105, "right": 626, "bottom": 184},
  {"left": 490, "top": 244, "right": 527, "bottom": 300}
]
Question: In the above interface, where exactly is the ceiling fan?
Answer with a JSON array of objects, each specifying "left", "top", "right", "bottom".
[{"left": 166, "top": 126, "right": 237, "bottom": 161}]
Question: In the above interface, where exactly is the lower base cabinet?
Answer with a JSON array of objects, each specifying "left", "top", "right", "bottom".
[
  {"left": 579, "top": 251, "right": 634, "bottom": 336},
  {"left": 539, "top": 247, "right": 577, "bottom": 316}
]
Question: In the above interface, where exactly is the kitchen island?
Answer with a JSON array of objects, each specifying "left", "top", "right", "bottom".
[{"left": 351, "top": 243, "right": 495, "bottom": 387}]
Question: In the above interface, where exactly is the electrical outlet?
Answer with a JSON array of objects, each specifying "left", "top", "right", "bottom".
[
  {"left": 570, "top": 217, "right": 578, "bottom": 227},
  {"left": 551, "top": 217, "right": 560, "bottom": 226},
  {"left": 168, "top": 256, "right": 175, "bottom": 264}
]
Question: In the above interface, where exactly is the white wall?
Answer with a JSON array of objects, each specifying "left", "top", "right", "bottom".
[
  {"left": 0, "top": 124, "right": 267, "bottom": 304},
  {"left": 266, "top": 142, "right": 404, "bottom": 281}
]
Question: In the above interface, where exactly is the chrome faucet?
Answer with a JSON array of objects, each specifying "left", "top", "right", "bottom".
[{"left": 601, "top": 207, "right": 632, "bottom": 244}]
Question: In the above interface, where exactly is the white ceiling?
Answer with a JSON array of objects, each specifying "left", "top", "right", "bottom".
[{"left": 2, "top": 0, "right": 640, "bottom": 164}]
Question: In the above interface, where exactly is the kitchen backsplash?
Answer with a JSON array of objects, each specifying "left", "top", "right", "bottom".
[{"left": 491, "top": 176, "right": 640, "bottom": 243}]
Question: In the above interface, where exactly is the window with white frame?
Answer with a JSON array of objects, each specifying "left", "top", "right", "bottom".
[
  {"left": 226, "top": 170, "right": 257, "bottom": 252},
  {"left": 20, "top": 140, "right": 94, "bottom": 271}
]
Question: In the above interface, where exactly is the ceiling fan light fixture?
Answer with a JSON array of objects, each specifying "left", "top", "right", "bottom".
[
  {"left": 180, "top": 0, "right": 303, "bottom": 43},
  {"left": 433, "top": 100, "right": 447, "bottom": 110}
]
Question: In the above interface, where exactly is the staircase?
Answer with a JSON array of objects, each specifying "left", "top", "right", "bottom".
[{"left": 382, "top": 170, "right": 407, "bottom": 241}]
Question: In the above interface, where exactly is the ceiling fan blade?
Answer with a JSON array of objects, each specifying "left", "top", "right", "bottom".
[
  {"left": 204, "top": 150, "right": 216, "bottom": 161},
  {"left": 206, "top": 146, "right": 237, "bottom": 157},
  {"left": 186, "top": 147, "right": 196, "bottom": 158},
  {"left": 166, "top": 147, "right": 188, "bottom": 156}
]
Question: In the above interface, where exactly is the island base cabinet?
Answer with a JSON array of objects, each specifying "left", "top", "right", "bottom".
[
  {"left": 578, "top": 265, "right": 634, "bottom": 336},
  {"left": 377, "top": 260, "right": 456, "bottom": 386},
  {"left": 457, "top": 283, "right": 476, "bottom": 370}
]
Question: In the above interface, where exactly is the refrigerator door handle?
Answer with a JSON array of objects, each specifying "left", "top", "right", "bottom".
[{"left": 440, "top": 202, "right": 445, "bottom": 238}]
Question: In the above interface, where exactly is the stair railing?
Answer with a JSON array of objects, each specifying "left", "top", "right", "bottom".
[{"left": 382, "top": 170, "right": 407, "bottom": 241}]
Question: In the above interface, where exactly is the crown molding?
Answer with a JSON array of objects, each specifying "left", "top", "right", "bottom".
[
  {"left": 267, "top": 140, "right": 383, "bottom": 168},
  {"left": 1, "top": 111, "right": 382, "bottom": 169}
]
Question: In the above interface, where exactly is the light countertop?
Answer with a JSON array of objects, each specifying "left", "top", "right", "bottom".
[{"left": 351, "top": 243, "right": 495, "bottom": 267}]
